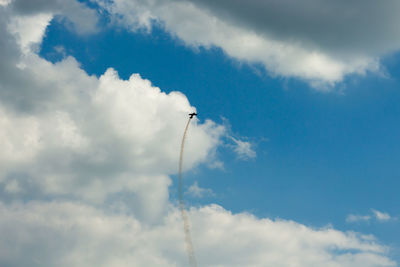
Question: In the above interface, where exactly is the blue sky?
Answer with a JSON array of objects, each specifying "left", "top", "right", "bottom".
[
  {"left": 42, "top": 3, "right": 400, "bottom": 227},
  {"left": 1, "top": 0, "right": 400, "bottom": 266}
]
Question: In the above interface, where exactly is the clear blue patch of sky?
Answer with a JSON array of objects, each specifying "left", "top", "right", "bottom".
[{"left": 40, "top": 15, "right": 400, "bottom": 260}]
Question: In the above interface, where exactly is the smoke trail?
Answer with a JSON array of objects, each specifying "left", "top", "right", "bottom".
[{"left": 178, "top": 117, "right": 197, "bottom": 267}]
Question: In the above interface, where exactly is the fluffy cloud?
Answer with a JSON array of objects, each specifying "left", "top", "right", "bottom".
[
  {"left": 0, "top": 0, "right": 11, "bottom": 6},
  {"left": 0, "top": 55, "right": 224, "bottom": 219},
  {"left": 0, "top": 3, "right": 225, "bottom": 223},
  {"left": 94, "top": 0, "right": 400, "bottom": 88},
  {"left": 0, "top": 2, "right": 397, "bottom": 266},
  {"left": 0, "top": 201, "right": 396, "bottom": 267},
  {"left": 9, "top": 0, "right": 99, "bottom": 34}
]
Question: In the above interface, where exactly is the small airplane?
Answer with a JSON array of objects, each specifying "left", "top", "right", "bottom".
[{"left": 189, "top": 112, "right": 197, "bottom": 119}]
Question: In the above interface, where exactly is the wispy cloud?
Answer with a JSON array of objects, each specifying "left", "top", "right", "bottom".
[
  {"left": 186, "top": 181, "right": 215, "bottom": 198},
  {"left": 346, "top": 214, "right": 371, "bottom": 223},
  {"left": 346, "top": 209, "right": 394, "bottom": 223},
  {"left": 372, "top": 209, "right": 391, "bottom": 222},
  {"left": 220, "top": 118, "right": 257, "bottom": 160},
  {"left": 230, "top": 137, "right": 256, "bottom": 160}
]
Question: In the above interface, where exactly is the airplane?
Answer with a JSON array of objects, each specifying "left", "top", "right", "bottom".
[{"left": 189, "top": 112, "right": 197, "bottom": 119}]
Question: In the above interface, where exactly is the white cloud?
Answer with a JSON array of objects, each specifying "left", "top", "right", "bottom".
[
  {"left": 372, "top": 210, "right": 392, "bottom": 222},
  {"left": 9, "top": 0, "right": 99, "bottom": 34},
  {"left": 92, "top": 0, "right": 399, "bottom": 88},
  {"left": 0, "top": 4, "right": 226, "bottom": 222},
  {"left": 4, "top": 179, "right": 21, "bottom": 193},
  {"left": 0, "top": 201, "right": 396, "bottom": 267},
  {"left": 346, "top": 210, "right": 393, "bottom": 224},
  {"left": 230, "top": 136, "right": 256, "bottom": 160},
  {"left": 0, "top": 3, "right": 397, "bottom": 266},
  {"left": 0, "top": 0, "right": 11, "bottom": 6},
  {"left": 8, "top": 12, "right": 53, "bottom": 53},
  {"left": 0, "top": 59, "right": 224, "bottom": 220},
  {"left": 186, "top": 181, "right": 214, "bottom": 198},
  {"left": 346, "top": 214, "right": 372, "bottom": 223}
]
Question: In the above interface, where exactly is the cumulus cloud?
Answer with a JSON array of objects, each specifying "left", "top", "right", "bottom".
[
  {"left": 0, "top": 58, "right": 224, "bottom": 219},
  {"left": 0, "top": 2, "right": 397, "bottom": 266},
  {"left": 0, "top": 201, "right": 396, "bottom": 267},
  {"left": 9, "top": 0, "right": 99, "bottom": 34},
  {"left": 0, "top": 0, "right": 11, "bottom": 6},
  {"left": 0, "top": 3, "right": 225, "bottom": 223},
  {"left": 8, "top": 12, "right": 53, "bottom": 53},
  {"left": 92, "top": 0, "right": 400, "bottom": 88}
]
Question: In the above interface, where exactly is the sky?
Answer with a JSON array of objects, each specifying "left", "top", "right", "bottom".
[{"left": 1, "top": 0, "right": 400, "bottom": 266}]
